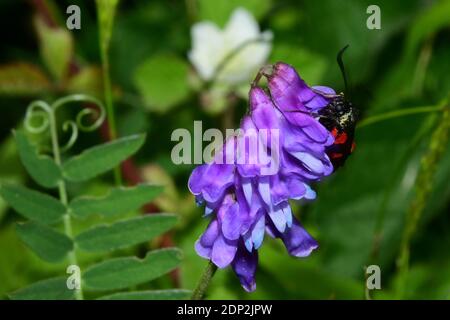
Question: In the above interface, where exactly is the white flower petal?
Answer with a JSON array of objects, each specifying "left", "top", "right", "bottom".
[
  {"left": 219, "top": 40, "right": 272, "bottom": 83},
  {"left": 224, "top": 7, "right": 261, "bottom": 49},
  {"left": 189, "top": 7, "right": 273, "bottom": 85},
  {"left": 188, "top": 22, "right": 224, "bottom": 81}
]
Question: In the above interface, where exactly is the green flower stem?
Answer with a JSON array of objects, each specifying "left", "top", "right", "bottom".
[
  {"left": 100, "top": 51, "right": 122, "bottom": 186},
  {"left": 357, "top": 105, "right": 444, "bottom": 129},
  {"left": 48, "top": 108, "right": 83, "bottom": 300},
  {"left": 97, "top": 0, "right": 122, "bottom": 186},
  {"left": 368, "top": 113, "right": 437, "bottom": 265},
  {"left": 191, "top": 260, "right": 218, "bottom": 300},
  {"left": 396, "top": 104, "right": 450, "bottom": 299}
]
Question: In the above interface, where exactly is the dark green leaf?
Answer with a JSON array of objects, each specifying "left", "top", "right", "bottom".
[
  {"left": 69, "top": 183, "right": 163, "bottom": 218},
  {"left": 62, "top": 134, "right": 145, "bottom": 182},
  {"left": 14, "top": 130, "right": 61, "bottom": 188},
  {"left": 16, "top": 222, "right": 73, "bottom": 262},
  {"left": 0, "top": 184, "right": 66, "bottom": 224},
  {"left": 9, "top": 277, "right": 74, "bottom": 300},
  {"left": 97, "top": 289, "right": 191, "bottom": 300},
  {"left": 76, "top": 214, "right": 177, "bottom": 252},
  {"left": 83, "top": 248, "right": 182, "bottom": 291}
]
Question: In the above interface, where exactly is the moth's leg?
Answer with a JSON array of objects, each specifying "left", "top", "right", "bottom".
[
  {"left": 252, "top": 65, "right": 274, "bottom": 87},
  {"left": 312, "top": 88, "right": 341, "bottom": 99}
]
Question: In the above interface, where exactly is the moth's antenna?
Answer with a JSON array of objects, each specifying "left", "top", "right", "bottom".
[{"left": 337, "top": 45, "right": 349, "bottom": 97}]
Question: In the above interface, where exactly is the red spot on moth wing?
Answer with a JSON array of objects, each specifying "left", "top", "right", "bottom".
[
  {"left": 331, "top": 127, "right": 339, "bottom": 137},
  {"left": 330, "top": 152, "right": 343, "bottom": 159},
  {"left": 334, "top": 132, "right": 348, "bottom": 144},
  {"left": 351, "top": 142, "right": 356, "bottom": 153}
]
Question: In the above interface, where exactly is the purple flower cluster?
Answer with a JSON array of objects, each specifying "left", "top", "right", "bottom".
[{"left": 188, "top": 63, "right": 337, "bottom": 292}]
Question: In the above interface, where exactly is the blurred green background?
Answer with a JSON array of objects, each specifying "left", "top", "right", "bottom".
[{"left": 0, "top": 0, "right": 449, "bottom": 299}]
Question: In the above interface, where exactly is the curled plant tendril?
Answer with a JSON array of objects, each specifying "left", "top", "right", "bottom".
[
  {"left": 60, "top": 121, "right": 78, "bottom": 153},
  {"left": 24, "top": 94, "right": 106, "bottom": 153},
  {"left": 24, "top": 101, "right": 52, "bottom": 134}
]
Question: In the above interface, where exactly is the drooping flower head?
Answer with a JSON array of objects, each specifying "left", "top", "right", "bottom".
[{"left": 188, "top": 62, "right": 338, "bottom": 292}]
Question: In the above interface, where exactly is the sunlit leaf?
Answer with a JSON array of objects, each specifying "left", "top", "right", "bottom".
[
  {"left": 97, "top": 289, "right": 191, "bottom": 300},
  {"left": 75, "top": 214, "right": 177, "bottom": 252},
  {"left": 9, "top": 277, "right": 74, "bottom": 300},
  {"left": 62, "top": 134, "right": 145, "bottom": 182},
  {"left": 0, "top": 184, "right": 65, "bottom": 224},
  {"left": 0, "top": 63, "right": 52, "bottom": 96},
  {"left": 16, "top": 222, "right": 73, "bottom": 262},
  {"left": 133, "top": 54, "right": 190, "bottom": 112},
  {"left": 83, "top": 248, "right": 182, "bottom": 290},
  {"left": 69, "top": 183, "right": 163, "bottom": 218},
  {"left": 14, "top": 131, "right": 61, "bottom": 189}
]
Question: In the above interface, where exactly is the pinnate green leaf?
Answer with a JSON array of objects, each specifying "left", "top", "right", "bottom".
[
  {"left": 14, "top": 130, "right": 61, "bottom": 188},
  {"left": 98, "top": 289, "right": 191, "bottom": 300},
  {"left": 0, "top": 184, "right": 65, "bottom": 224},
  {"left": 69, "top": 183, "right": 163, "bottom": 218},
  {"left": 62, "top": 134, "right": 145, "bottom": 182},
  {"left": 75, "top": 214, "right": 176, "bottom": 253},
  {"left": 83, "top": 248, "right": 182, "bottom": 291},
  {"left": 9, "top": 277, "right": 74, "bottom": 300},
  {"left": 16, "top": 222, "right": 73, "bottom": 262}
]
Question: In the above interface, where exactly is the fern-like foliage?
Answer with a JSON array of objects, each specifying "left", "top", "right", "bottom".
[{"left": 0, "top": 96, "right": 189, "bottom": 300}]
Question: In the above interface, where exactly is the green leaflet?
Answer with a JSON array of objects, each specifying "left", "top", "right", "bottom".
[
  {"left": 9, "top": 277, "right": 75, "bottom": 300},
  {"left": 16, "top": 222, "right": 73, "bottom": 262},
  {"left": 62, "top": 134, "right": 145, "bottom": 182},
  {"left": 14, "top": 130, "right": 61, "bottom": 188},
  {"left": 97, "top": 289, "right": 191, "bottom": 300},
  {"left": 75, "top": 214, "right": 177, "bottom": 252},
  {"left": 69, "top": 183, "right": 163, "bottom": 218},
  {"left": 0, "top": 184, "right": 66, "bottom": 224},
  {"left": 83, "top": 248, "right": 182, "bottom": 291}
]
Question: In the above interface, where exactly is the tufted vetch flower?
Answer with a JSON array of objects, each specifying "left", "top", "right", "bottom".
[{"left": 188, "top": 62, "right": 337, "bottom": 292}]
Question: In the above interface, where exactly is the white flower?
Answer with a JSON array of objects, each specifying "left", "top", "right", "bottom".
[{"left": 188, "top": 7, "right": 273, "bottom": 85}]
